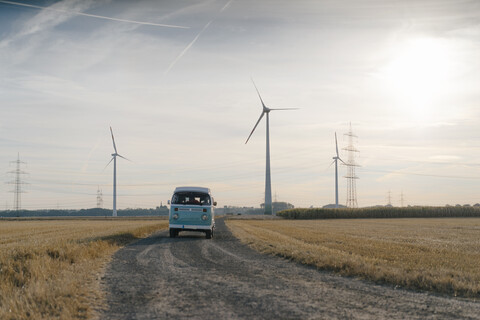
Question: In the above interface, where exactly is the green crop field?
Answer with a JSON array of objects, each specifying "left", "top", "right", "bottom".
[{"left": 277, "top": 206, "right": 480, "bottom": 219}]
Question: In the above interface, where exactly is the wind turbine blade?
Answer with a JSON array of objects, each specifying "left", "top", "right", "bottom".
[
  {"left": 117, "top": 154, "right": 132, "bottom": 162},
  {"left": 339, "top": 157, "right": 346, "bottom": 165},
  {"left": 103, "top": 157, "right": 114, "bottom": 171},
  {"left": 269, "top": 108, "right": 299, "bottom": 111},
  {"left": 245, "top": 112, "right": 265, "bottom": 144},
  {"left": 250, "top": 78, "right": 267, "bottom": 109},
  {"left": 110, "top": 127, "right": 118, "bottom": 153},
  {"left": 335, "top": 132, "right": 339, "bottom": 157},
  {"left": 328, "top": 159, "right": 336, "bottom": 168}
]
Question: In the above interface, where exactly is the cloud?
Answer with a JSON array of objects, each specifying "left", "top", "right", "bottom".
[
  {"left": 1, "top": 0, "right": 479, "bottom": 209},
  {"left": 1, "top": 0, "right": 97, "bottom": 43},
  {"left": 0, "top": 0, "right": 188, "bottom": 40}
]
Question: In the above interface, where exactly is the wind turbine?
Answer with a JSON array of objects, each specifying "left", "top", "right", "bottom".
[
  {"left": 332, "top": 132, "right": 345, "bottom": 208},
  {"left": 106, "top": 127, "right": 130, "bottom": 217},
  {"left": 245, "top": 79, "right": 298, "bottom": 215}
]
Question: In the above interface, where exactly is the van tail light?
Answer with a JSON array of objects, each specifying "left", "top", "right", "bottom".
[
  {"left": 174, "top": 208, "right": 178, "bottom": 211},
  {"left": 203, "top": 209, "right": 207, "bottom": 212}
]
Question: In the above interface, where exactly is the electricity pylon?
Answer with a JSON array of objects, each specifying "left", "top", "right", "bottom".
[
  {"left": 7, "top": 153, "right": 27, "bottom": 212},
  {"left": 96, "top": 186, "right": 103, "bottom": 208},
  {"left": 342, "top": 123, "right": 359, "bottom": 208}
]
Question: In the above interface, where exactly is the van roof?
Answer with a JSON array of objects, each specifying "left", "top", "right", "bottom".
[{"left": 174, "top": 186, "right": 211, "bottom": 194}]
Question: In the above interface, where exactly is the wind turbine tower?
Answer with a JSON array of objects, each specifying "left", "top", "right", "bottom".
[
  {"left": 106, "top": 127, "right": 130, "bottom": 217},
  {"left": 342, "top": 123, "right": 360, "bottom": 208},
  {"left": 245, "top": 79, "right": 298, "bottom": 215},
  {"left": 332, "top": 133, "right": 345, "bottom": 208}
]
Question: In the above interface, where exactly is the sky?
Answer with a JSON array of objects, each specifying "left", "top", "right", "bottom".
[{"left": 0, "top": 0, "right": 479, "bottom": 210}]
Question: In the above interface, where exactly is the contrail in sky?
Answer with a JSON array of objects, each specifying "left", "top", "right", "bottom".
[
  {"left": 220, "top": 0, "right": 233, "bottom": 12},
  {"left": 164, "top": 20, "right": 212, "bottom": 75},
  {"left": 164, "top": 0, "right": 234, "bottom": 75},
  {"left": 0, "top": 0, "right": 188, "bottom": 29}
]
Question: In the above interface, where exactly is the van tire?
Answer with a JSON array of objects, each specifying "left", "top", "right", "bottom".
[
  {"left": 205, "top": 230, "right": 212, "bottom": 239},
  {"left": 169, "top": 229, "right": 177, "bottom": 238}
]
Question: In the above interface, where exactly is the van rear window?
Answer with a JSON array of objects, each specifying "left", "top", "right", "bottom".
[{"left": 172, "top": 192, "right": 211, "bottom": 205}]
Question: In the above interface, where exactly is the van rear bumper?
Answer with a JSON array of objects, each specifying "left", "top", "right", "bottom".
[{"left": 169, "top": 224, "right": 213, "bottom": 230}]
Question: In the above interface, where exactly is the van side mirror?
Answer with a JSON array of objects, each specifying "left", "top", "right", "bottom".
[
  {"left": 213, "top": 201, "right": 217, "bottom": 206},
  {"left": 167, "top": 200, "right": 170, "bottom": 205}
]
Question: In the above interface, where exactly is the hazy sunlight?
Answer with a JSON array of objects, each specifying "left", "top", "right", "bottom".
[{"left": 384, "top": 38, "right": 452, "bottom": 120}]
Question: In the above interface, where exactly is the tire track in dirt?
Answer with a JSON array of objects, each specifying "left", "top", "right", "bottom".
[{"left": 99, "top": 218, "right": 480, "bottom": 319}]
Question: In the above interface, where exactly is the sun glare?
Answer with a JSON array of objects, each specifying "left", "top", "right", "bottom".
[{"left": 383, "top": 38, "right": 452, "bottom": 120}]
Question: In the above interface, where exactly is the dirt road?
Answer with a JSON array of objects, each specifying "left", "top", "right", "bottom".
[{"left": 99, "top": 218, "right": 480, "bottom": 319}]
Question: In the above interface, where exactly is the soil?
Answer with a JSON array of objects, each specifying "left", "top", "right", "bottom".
[{"left": 99, "top": 218, "right": 480, "bottom": 319}]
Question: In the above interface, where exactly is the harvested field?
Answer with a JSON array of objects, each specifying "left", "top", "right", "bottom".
[
  {"left": 0, "top": 218, "right": 168, "bottom": 320},
  {"left": 226, "top": 218, "right": 480, "bottom": 298}
]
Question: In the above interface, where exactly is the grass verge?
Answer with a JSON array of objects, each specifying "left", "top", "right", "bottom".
[
  {"left": 226, "top": 218, "right": 480, "bottom": 298},
  {"left": 0, "top": 218, "right": 168, "bottom": 320}
]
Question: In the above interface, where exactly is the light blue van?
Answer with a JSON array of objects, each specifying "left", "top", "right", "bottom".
[{"left": 168, "top": 187, "right": 216, "bottom": 239}]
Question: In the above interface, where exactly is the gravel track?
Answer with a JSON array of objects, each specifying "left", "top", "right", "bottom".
[{"left": 99, "top": 218, "right": 480, "bottom": 319}]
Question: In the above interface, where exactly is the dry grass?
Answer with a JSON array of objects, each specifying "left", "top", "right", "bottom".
[
  {"left": 0, "top": 218, "right": 168, "bottom": 320},
  {"left": 226, "top": 218, "right": 480, "bottom": 298}
]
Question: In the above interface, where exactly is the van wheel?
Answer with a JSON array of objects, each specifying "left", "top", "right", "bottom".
[
  {"left": 205, "top": 230, "right": 212, "bottom": 239},
  {"left": 169, "top": 229, "right": 177, "bottom": 238}
]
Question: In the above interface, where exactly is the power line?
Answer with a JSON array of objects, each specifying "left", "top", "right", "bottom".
[
  {"left": 360, "top": 155, "right": 480, "bottom": 168},
  {"left": 359, "top": 168, "right": 480, "bottom": 180}
]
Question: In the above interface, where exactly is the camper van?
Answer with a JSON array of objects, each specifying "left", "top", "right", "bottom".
[{"left": 168, "top": 187, "right": 216, "bottom": 239}]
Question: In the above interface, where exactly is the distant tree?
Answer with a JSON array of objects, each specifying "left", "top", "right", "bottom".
[
  {"left": 322, "top": 204, "right": 347, "bottom": 209},
  {"left": 259, "top": 202, "right": 294, "bottom": 214},
  {"left": 273, "top": 202, "right": 294, "bottom": 213}
]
